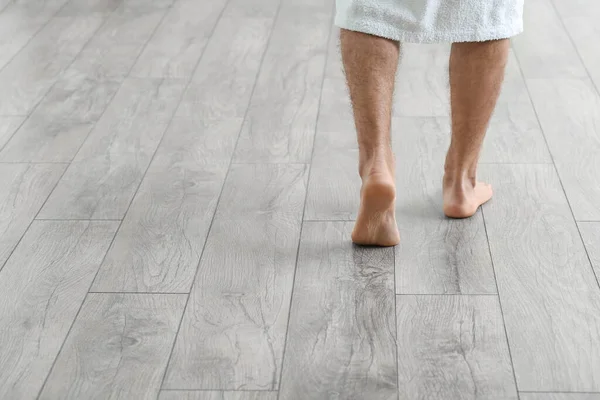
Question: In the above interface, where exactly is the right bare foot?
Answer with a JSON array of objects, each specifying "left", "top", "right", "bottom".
[{"left": 352, "top": 168, "right": 400, "bottom": 247}]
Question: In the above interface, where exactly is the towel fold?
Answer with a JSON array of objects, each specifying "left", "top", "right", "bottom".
[{"left": 335, "top": 0, "right": 524, "bottom": 43}]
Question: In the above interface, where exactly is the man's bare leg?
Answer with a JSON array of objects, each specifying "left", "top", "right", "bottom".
[
  {"left": 443, "top": 39, "right": 510, "bottom": 218},
  {"left": 340, "top": 29, "right": 400, "bottom": 246}
]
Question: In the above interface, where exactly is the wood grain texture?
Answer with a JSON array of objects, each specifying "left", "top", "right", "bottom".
[
  {"left": 395, "top": 43, "right": 450, "bottom": 117},
  {"left": 159, "top": 391, "right": 278, "bottom": 400},
  {"left": 61, "top": 0, "right": 173, "bottom": 14},
  {"left": 118, "top": 0, "right": 175, "bottom": 11},
  {"left": 481, "top": 164, "right": 600, "bottom": 391},
  {"left": 130, "top": 0, "right": 228, "bottom": 78},
  {"left": 0, "top": 7, "right": 164, "bottom": 162},
  {"left": 88, "top": 0, "right": 282, "bottom": 291},
  {"left": 512, "top": 0, "right": 587, "bottom": 79},
  {"left": 176, "top": 0, "right": 280, "bottom": 120},
  {"left": 233, "top": 7, "right": 332, "bottom": 163},
  {"left": 39, "top": 293, "right": 186, "bottom": 400},
  {"left": 480, "top": 51, "right": 552, "bottom": 164},
  {"left": 396, "top": 295, "right": 517, "bottom": 400},
  {"left": 164, "top": 164, "right": 308, "bottom": 390},
  {"left": 520, "top": 394, "right": 600, "bottom": 400},
  {"left": 0, "top": 14, "right": 105, "bottom": 115},
  {"left": 90, "top": 117, "right": 231, "bottom": 293},
  {"left": 298, "top": 76, "right": 358, "bottom": 221},
  {"left": 0, "top": 118, "right": 94, "bottom": 163},
  {"left": 314, "top": 76, "right": 355, "bottom": 142},
  {"left": 554, "top": 0, "right": 600, "bottom": 90},
  {"left": 0, "top": 221, "right": 118, "bottom": 400},
  {"left": 33, "top": 70, "right": 122, "bottom": 123},
  {"left": 0, "top": 116, "right": 23, "bottom": 149},
  {"left": 0, "top": 72, "right": 120, "bottom": 162},
  {"left": 394, "top": 118, "right": 496, "bottom": 294},
  {"left": 60, "top": 0, "right": 122, "bottom": 14},
  {"left": 68, "top": 8, "right": 166, "bottom": 80},
  {"left": 579, "top": 222, "right": 600, "bottom": 282},
  {"left": 527, "top": 78, "right": 600, "bottom": 220},
  {"left": 279, "top": 221, "right": 397, "bottom": 400},
  {"left": 0, "top": 5, "right": 58, "bottom": 70},
  {"left": 325, "top": 26, "right": 343, "bottom": 80},
  {"left": 38, "top": 78, "right": 185, "bottom": 220},
  {"left": 305, "top": 142, "right": 359, "bottom": 221},
  {"left": 0, "top": 163, "right": 65, "bottom": 269}
]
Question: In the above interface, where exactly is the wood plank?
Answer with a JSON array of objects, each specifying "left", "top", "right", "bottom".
[
  {"left": 176, "top": 0, "right": 280, "bottom": 120},
  {"left": 481, "top": 164, "right": 600, "bottom": 391},
  {"left": 279, "top": 221, "right": 397, "bottom": 400},
  {"left": 394, "top": 118, "right": 496, "bottom": 294},
  {"left": 28, "top": 71, "right": 120, "bottom": 124},
  {"left": 512, "top": 0, "right": 587, "bottom": 79},
  {"left": 233, "top": 6, "right": 333, "bottom": 163},
  {"left": 325, "top": 26, "right": 343, "bottom": 80},
  {"left": 305, "top": 141, "right": 359, "bottom": 221},
  {"left": 67, "top": 8, "right": 166, "bottom": 80},
  {"left": 0, "top": 6, "right": 165, "bottom": 162},
  {"left": 0, "top": 220, "right": 118, "bottom": 400},
  {"left": 159, "top": 391, "right": 278, "bottom": 400},
  {"left": 90, "top": 0, "right": 279, "bottom": 293},
  {"left": 554, "top": 0, "right": 600, "bottom": 90},
  {"left": 0, "top": 118, "right": 94, "bottom": 163},
  {"left": 0, "top": 4, "right": 63, "bottom": 70},
  {"left": 480, "top": 51, "right": 552, "bottom": 164},
  {"left": 118, "top": 0, "right": 174, "bottom": 10},
  {"left": 0, "top": 73, "right": 121, "bottom": 162},
  {"left": 60, "top": 0, "right": 122, "bottom": 14},
  {"left": 130, "top": 0, "right": 228, "bottom": 78},
  {"left": 61, "top": 0, "right": 173, "bottom": 14},
  {"left": 395, "top": 43, "right": 450, "bottom": 117},
  {"left": 314, "top": 76, "right": 354, "bottom": 142},
  {"left": 0, "top": 7, "right": 169, "bottom": 162},
  {"left": 38, "top": 78, "right": 185, "bottom": 220},
  {"left": 0, "top": 14, "right": 105, "bottom": 115},
  {"left": 0, "top": 116, "right": 23, "bottom": 149},
  {"left": 0, "top": 163, "right": 65, "bottom": 269},
  {"left": 396, "top": 295, "right": 517, "bottom": 399},
  {"left": 90, "top": 118, "right": 230, "bottom": 293},
  {"left": 304, "top": 76, "right": 356, "bottom": 221},
  {"left": 579, "top": 222, "right": 600, "bottom": 281},
  {"left": 39, "top": 293, "right": 186, "bottom": 399},
  {"left": 164, "top": 164, "right": 308, "bottom": 390},
  {"left": 527, "top": 78, "right": 600, "bottom": 220},
  {"left": 520, "top": 394, "right": 600, "bottom": 400},
  {"left": 212, "top": 164, "right": 308, "bottom": 221}
]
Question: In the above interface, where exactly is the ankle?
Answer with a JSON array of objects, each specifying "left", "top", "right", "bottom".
[
  {"left": 360, "top": 157, "right": 394, "bottom": 179},
  {"left": 359, "top": 148, "right": 394, "bottom": 178},
  {"left": 443, "top": 170, "right": 476, "bottom": 191}
]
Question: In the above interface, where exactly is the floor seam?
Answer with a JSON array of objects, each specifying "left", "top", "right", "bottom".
[
  {"left": 481, "top": 205, "right": 521, "bottom": 399},
  {"left": 276, "top": 2, "right": 336, "bottom": 396},
  {"left": 149, "top": 0, "right": 237, "bottom": 395},
  {"left": 156, "top": 0, "right": 283, "bottom": 393},
  {"left": 513, "top": 45, "right": 600, "bottom": 292}
]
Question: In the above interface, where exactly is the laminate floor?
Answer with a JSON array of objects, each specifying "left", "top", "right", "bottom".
[{"left": 1, "top": 0, "right": 599, "bottom": 399}]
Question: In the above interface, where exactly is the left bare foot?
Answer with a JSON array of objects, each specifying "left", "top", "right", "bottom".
[{"left": 443, "top": 176, "right": 493, "bottom": 218}]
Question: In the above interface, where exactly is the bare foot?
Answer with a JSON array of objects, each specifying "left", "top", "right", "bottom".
[
  {"left": 443, "top": 178, "right": 493, "bottom": 218},
  {"left": 352, "top": 168, "right": 400, "bottom": 247}
]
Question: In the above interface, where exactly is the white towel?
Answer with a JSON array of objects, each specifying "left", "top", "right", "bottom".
[{"left": 335, "top": 0, "right": 524, "bottom": 43}]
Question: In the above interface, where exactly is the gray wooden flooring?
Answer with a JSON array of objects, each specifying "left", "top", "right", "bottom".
[{"left": 1, "top": 0, "right": 599, "bottom": 398}]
